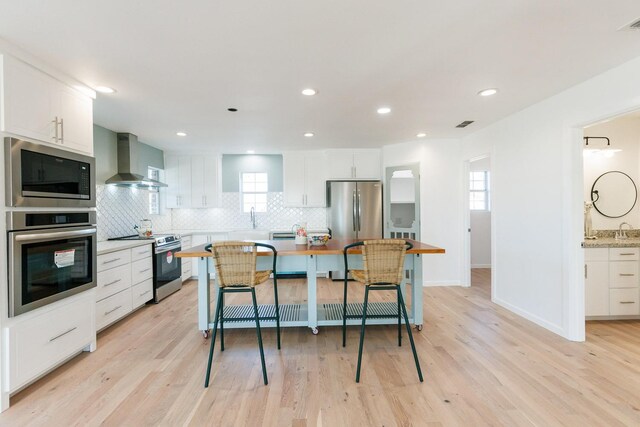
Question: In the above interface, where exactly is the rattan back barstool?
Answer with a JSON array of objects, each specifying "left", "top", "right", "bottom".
[
  {"left": 204, "top": 241, "right": 281, "bottom": 387},
  {"left": 342, "top": 239, "right": 423, "bottom": 383}
]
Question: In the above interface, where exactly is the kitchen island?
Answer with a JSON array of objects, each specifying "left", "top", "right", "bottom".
[{"left": 176, "top": 239, "right": 445, "bottom": 335}]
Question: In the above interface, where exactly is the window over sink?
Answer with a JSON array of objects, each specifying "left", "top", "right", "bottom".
[{"left": 241, "top": 172, "right": 268, "bottom": 213}]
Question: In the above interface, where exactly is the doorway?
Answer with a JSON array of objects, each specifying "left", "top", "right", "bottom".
[
  {"left": 463, "top": 155, "right": 493, "bottom": 297},
  {"left": 384, "top": 164, "right": 420, "bottom": 240}
]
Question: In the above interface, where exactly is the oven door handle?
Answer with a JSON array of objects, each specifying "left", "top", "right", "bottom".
[
  {"left": 15, "top": 227, "right": 97, "bottom": 242},
  {"left": 155, "top": 243, "right": 182, "bottom": 254}
]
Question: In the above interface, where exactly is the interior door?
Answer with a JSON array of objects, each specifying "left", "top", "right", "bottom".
[
  {"left": 384, "top": 164, "right": 420, "bottom": 240},
  {"left": 356, "top": 181, "right": 383, "bottom": 239}
]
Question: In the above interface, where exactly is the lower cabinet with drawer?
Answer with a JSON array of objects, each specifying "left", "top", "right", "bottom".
[
  {"left": 96, "top": 243, "right": 154, "bottom": 331},
  {"left": 6, "top": 291, "right": 96, "bottom": 393},
  {"left": 181, "top": 235, "right": 193, "bottom": 282},
  {"left": 585, "top": 247, "right": 640, "bottom": 318}
]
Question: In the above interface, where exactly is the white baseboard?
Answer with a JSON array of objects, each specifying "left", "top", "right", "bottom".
[
  {"left": 471, "top": 264, "right": 492, "bottom": 269},
  {"left": 493, "top": 296, "right": 565, "bottom": 337},
  {"left": 422, "top": 280, "right": 462, "bottom": 287}
]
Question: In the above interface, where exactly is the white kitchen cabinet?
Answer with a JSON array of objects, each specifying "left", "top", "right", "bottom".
[
  {"left": 165, "top": 156, "right": 192, "bottom": 208},
  {"left": 6, "top": 292, "right": 95, "bottom": 393},
  {"left": 283, "top": 151, "right": 326, "bottom": 207},
  {"left": 96, "top": 244, "right": 153, "bottom": 331},
  {"left": 190, "top": 233, "right": 227, "bottom": 278},
  {"left": 191, "top": 156, "right": 219, "bottom": 208},
  {"left": 1, "top": 55, "right": 93, "bottom": 155},
  {"left": 585, "top": 248, "right": 609, "bottom": 317},
  {"left": 324, "top": 149, "right": 381, "bottom": 180},
  {"left": 181, "top": 235, "right": 193, "bottom": 282},
  {"left": 585, "top": 247, "right": 640, "bottom": 318}
]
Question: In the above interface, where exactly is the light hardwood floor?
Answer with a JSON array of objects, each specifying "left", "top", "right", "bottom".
[{"left": 1, "top": 271, "right": 640, "bottom": 426}]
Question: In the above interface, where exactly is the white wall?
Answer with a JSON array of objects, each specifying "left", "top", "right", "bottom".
[
  {"left": 460, "top": 55, "right": 640, "bottom": 341},
  {"left": 383, "top": 139, "right": 462, "bottom": 286},
  {"left": 583, "top": 117, "right": 640, "bottom": 230},
  {"left": 470, "top": 157, "right": 492, "bottom": 268}
]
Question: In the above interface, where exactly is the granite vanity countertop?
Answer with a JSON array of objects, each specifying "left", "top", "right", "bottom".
[
  {"left": 97, "top": 240, "right": 153, "bottom": 255},
  {"left": 582, "top": 237, "right": 640, "bottom": 248}
]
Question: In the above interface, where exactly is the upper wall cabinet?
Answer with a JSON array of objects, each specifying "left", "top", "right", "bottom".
[
  {"left": 283, "top": 151, "right": 327, "bottom": 207},
  {"left": 165, "top": 155, "right": 219, "bottom": 209},
  {"left": 324, "top": 149, "right": 381, "bottom": 180},
  {"left": 0, "top": 55, "right": 94, "bottom": 155}
]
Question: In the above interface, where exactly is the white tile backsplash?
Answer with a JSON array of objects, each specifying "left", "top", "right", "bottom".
[
  {"left": 97, "top": 187, "right": 327, "bottom": 240},
  {"left": 96, "top": 185, "right": 172, "bottom": 241},
  {"left": 171, "top": 192, "right": 327, "bottom": 231}
]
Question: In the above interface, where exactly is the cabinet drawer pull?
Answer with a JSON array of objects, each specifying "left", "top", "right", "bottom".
[
  {"left": 620, "top": 301, "right": 636, "bottom": 304},
  {"left": 104, "top": 279, "right": 121, "bottom": 287},
  {"left": 619, "top": 273, "right": 635, "bottom": 277},
  {"left": 105, "top": 305, "right": 123, "bottom": 315},
  {"left": 619, "top": 253, "right": 636, "bottom": 256},
  {"left": 137, "top": 249, "right": 149, "bottom": 254},
  {"left": 49, "top": 327, "right": 77, "bottom": 342},
  {"left": 140, "top": 290, "right": 151, "bottom": 297},
  {"left": 103, "top": 258, "right": 121, "bottom": 264},
  {"left": 138, "top": 268, "right": 151, "bottom": 273}
]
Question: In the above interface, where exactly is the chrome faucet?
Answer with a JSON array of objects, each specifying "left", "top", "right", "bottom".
[
  {"left": 250, "top": 206, "right": 256, "bottom": 229},
  {"left": 616, "top": 222, "right": 632, "bottom": 240}
]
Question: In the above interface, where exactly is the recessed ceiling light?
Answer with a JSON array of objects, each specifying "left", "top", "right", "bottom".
[
  {"left": 228, "top": 108, "right": 238, "bottom": 112},
  {"left": 377, "top": 107, "right": 391, "bottom": 115},
  {"left": 176, "top": 132, "right": 187, "bottom": 137},
  {"left": 304, "top": 132, "right": 314, "bottom": 137},
  {"left": 95, "top": 86, "right": 116, "bottom": 94},
  {"left": 416, "top": 132, "right": 427, "bottom": 138},
  {"left": 246, "top": 150, "right": 255, "bottom": 154},
  {"left": 302, "top": 88, "right": 317, "bottom": 96},
  {"left": 478, "top": 88, "right": 498, "bottom": 97}
]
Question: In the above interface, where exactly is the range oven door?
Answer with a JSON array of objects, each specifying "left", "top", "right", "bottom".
[
  {"left": 153, "top": 242, "right": 182, "bottom": 301},
  {"left": 8, "top": 226, "right": 97, "bottom": 317}
]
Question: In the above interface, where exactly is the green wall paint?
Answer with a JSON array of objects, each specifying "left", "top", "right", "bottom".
[
  {"left": 93, "top": 125, "right": 165, "bottom": 184},
  {"left": 221, "top": 154, "right": 283, "bottom": 192}
]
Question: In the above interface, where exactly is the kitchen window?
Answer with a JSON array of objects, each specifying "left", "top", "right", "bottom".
[
  {"left": 241, "top": 172, "right": 268, "bottom": 213},
  {"left": 148, "top": 167, "right": 161, "bottom": 215},
  {"left": 470, "top": 171, "right": 490, "bottom": 211}
]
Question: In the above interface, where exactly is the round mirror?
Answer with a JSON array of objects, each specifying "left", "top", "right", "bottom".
[{"left": 591, "top": 171, "right": 638, "bottom": 218}]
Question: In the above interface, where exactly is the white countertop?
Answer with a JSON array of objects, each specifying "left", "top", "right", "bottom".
[{"left": 97, "top": 240, "right": 153, "bottom": 255}]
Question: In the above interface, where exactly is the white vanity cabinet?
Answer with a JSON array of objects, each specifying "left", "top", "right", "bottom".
[
  {"left": 585, "top": 247, "right": 640, "bottom": 317},
  {"left": 283, "top": 151, "right": 326, "bottom": 207},
  {"left": 0, "top": 55, "right": 94, "bottom": 155},
  {"left": 96, "top": 243, "right": 153, "bottom": 331}
]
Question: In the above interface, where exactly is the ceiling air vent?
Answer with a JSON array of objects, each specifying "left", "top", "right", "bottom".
[{"left": 456, "top": 120, "right": 475, "bottom": 128}]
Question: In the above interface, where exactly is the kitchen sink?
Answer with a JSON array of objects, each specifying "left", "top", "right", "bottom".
[{"left": 227, "top": 229, "right": 270, "bottom": 240}]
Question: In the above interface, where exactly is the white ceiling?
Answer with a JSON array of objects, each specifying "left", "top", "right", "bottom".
[{"left": 2, "top": 1, "right": 640, "bottom": 153}]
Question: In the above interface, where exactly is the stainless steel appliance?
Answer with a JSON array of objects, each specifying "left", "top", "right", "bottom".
[
  {"left": 105, "top": 133, "right": 167, "bottom": 188},
  {"left": 109, "top": 234, "right": 182, "bottom": 302},
  {"left": 327, "top": 180, "right": 383, "bottom": 279},
  {"left": 7, "top": 211, "right": 97, "bottom": 317},
  {"left": 5, "top": 137, "right": 96, "bottom": 207}
]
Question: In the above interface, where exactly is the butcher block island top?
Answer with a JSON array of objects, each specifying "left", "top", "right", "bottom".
[{"left": 176, "top": 238, "right": 445, "bottom": 258}]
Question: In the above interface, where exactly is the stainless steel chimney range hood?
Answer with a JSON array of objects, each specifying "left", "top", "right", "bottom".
[{"left": 105, "top": 133, "right": 167, "bottom": 188}]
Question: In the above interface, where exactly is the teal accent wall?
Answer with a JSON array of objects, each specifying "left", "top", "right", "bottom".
[
  {"left": 93, "top": 125, "right": 164, "bottom": 184},
  {"left": 221, "top": 154, "right": 283, "bottom": 192}
]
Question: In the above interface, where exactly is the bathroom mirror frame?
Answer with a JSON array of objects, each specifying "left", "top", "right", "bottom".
[{"left": 590, "top": 170, "right": 638, "bottom": 218}]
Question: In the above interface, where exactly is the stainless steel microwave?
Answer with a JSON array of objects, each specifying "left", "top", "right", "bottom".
[{"left": 5, "top": 137, "right": 95, "bottom": 207}]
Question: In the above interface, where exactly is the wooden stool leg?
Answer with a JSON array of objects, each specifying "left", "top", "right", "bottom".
[
  {"left": 205, "top": 287, "right": 224, "bottom": 388},
  {"left": 355, "top": 286, "right": 370, "bottom": 383},
  {"left": 398, "top": 287, "right": 423, "bottom": 382},
  {"left": 342, "top": 278, "right": 348, "bottom": 347},
  {"left": 251, "top": 288, "right": 268, "bottom": 385}
]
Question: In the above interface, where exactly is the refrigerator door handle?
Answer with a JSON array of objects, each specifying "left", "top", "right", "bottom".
[
  {"left": 357, "top": 191, "right": 362, "bottom": 232},
  {"left": 352, "top": 190, "right": 357, "bottom": 232}
]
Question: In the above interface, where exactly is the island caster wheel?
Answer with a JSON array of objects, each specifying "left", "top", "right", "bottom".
[
  {"left": 311, "top": 327, "right": 319, "bottom": 335},
  {"left": 202, "top": 330, "right": 210, "bottom": 339},
  {"left": 415, "top": 325, "right": 423, "bottom": 332}
]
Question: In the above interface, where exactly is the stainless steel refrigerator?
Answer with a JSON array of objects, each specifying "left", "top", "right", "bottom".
[{"left": 327, "top": 180, "right": 383, "bottom": 279}]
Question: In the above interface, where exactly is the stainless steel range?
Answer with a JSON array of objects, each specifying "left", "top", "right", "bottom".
[{"left": 109, "top": 234, "right": 182, "bottom": 302}]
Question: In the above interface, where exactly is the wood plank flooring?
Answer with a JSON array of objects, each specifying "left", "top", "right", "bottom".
[{"left": 1, "top": 270, "right": 640, "bottom": 426}]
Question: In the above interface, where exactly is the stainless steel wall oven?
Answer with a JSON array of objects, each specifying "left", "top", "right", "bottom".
[
  {"left": 5, "top": 137, "right": 95, "bottom": 207},
  {"left": 7, "top": 211, "right": 97, "bottom": 317}
]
